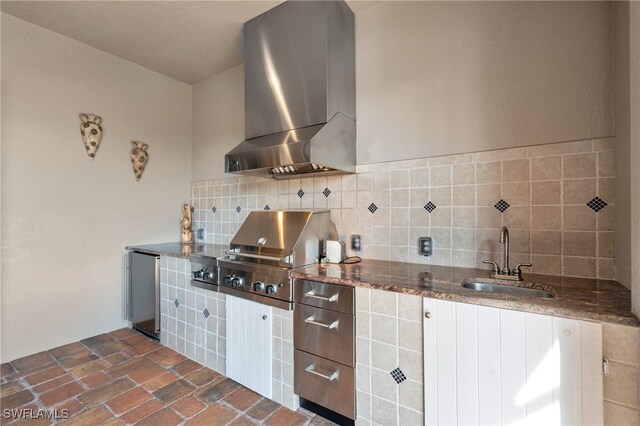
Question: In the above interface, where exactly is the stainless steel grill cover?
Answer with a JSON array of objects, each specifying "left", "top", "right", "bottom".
[{"left": 225, "top": 210, "right": 336, "bottom": 268}]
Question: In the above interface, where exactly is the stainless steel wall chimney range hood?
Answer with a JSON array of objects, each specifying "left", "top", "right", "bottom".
[{"left": 225, "top": 1, "right": 356, "bottom": 179}]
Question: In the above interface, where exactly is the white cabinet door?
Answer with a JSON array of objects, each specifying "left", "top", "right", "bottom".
[
  {"left": 226, "top": 295, "right": 272, "bottom": 398},
  {"left": 424, "top": 298, "right": 603, "bottom": 426}
]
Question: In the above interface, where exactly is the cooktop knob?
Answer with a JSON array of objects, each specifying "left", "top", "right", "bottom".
[
  {"left": 231, "top": 276, "right": 244, "bottom": 287},
  {"left": 253, "top": 282, "right": 265, "bottom": 292},
  {"left": 223, "top": 275, "right": 232, "bottom": 285},
  {"left": 202, "top": 271, "right": 213, "bottom": 280},
  {"left": 193, "top": 270, "right": 203, "bottom": 279},
  {"left": 266, "top": 285, "right": 277, "bottom": 294}
]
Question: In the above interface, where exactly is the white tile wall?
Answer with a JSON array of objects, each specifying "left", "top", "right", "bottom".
[
  {"left": 192, "top": 138, "right": 615, "bottom": 280},
  {"left": 160, "top": 256, "right": 226, "bottom": 375},
  {"left": 271, "top": 308, "right": 298, "bottom": 411},
  {"left": 355, "top": 287, "right": 424, "bottom": 426},
  {"left": 159, "top": 256, "right": 298, "bottom": 410}
]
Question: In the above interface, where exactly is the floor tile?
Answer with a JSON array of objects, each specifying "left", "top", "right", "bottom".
[
  {"left": 40, "top": 381, "right": 84, "bottom": 406},
  {"left": 1, "top": 328, "right": 318, "bottom": 426},
  {"left": 173, "top": 359, "right": 202, "bottom": 377},
  {"left": 246, "top": 398, "right": 282, "bottom": 421},
  {"left": 59, "top": 406, "right": 112, "bottom": 425},
  {"left": 193, "top": 378, "right": 241, "bottom": 403},
  {"left": 186, "top": 404, "right": 239, "bottom": 425},
  {"left": 223, "top": 387, "right": 262, "bottom": 412},
  {"left": 265, "top": 407, "right": 309, "bottom": 426},
  {"left": 11, "top": 351, "right": 55, "bottom": 372},
  {"left": 78, "top": 377, "right": 135, "bottom": 407},
  {"left": 119, "top": 399, "right": 165, "bottom": 424},
  {"left": 106, "top": 387, "right": 153, "bottom": 415},
  {"left": 136, "top": 407, "right": 183, "bottom": 426},
  {"left": 0, "top": 388, "right": 35, "bottom": 410},
  {"left": 152, "top": 378, "right": 195, "bottom": 404},
  {"left": 170, "top": 395, "right": 207, "bottom": 418}
]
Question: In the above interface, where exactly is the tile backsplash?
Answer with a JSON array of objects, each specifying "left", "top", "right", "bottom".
[{"left": 192, "top": 138, "right": 615, "bottom": 280}]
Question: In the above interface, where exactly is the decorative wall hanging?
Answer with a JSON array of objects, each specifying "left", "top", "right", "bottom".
[
  {"left": 129, "top": 141, "right": 149, "bottom": 181},
  {"left": 180, "top": 203, "right": 193, "bottom": 245},
  {"left": 79, "top": 113, "right": 103, "bottom": 159}
]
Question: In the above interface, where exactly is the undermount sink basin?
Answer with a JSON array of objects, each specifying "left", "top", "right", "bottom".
[{"left": 462, "top": 279, "right": 555, "bottom": 299}]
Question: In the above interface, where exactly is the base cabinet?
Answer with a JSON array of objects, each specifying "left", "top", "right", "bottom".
[
  {"left": 423, "top": 298, "right": 604, "bottom": 426},
  {"left": 226, "top": 295, "right": 273, "bottom": 398}
]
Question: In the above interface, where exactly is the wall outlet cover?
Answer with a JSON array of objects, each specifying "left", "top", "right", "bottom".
[
  {"left": 418, "top": 237, "right": 433, "bottom": 256},
  {"left": 351, "top": 234, "right": 361, "bottom": 251}
]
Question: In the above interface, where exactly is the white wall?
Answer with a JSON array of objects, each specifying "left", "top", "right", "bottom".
[
  {"left": 1, "top": 14, "right": 192, "bottom": 362},
  {"left": 630, "top": 2, "right": 640, "bottom": 319},
  {"left": 191, "top": 1, "right": 614, "bottom": 180},
  {"left": 356, "top": 1, "right": 613, "bottom": 164},
  {"left": 191, "top": 64, "right": 243, "bottom": 182},
  {"left": 614, "top": 2, "right": 632, "bottom": 292},
  {"left": 613, "top": 2, "right": 640, "bottom": 316}
]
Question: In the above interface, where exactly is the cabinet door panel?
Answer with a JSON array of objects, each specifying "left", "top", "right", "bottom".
[
  {"left": 456, "top": 303, "right": 479, "bottom": 425},
  {"left": 423, "top": 298, "right": 603, "bottom": 426},
  {"left": 226, "top": 295, "right": 272, "bottom": 398},
  {"left": 477, "top": 306, "right": 502, "bottom": 425}
]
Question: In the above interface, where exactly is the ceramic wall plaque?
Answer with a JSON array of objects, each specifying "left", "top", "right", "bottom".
[
  {"left": 130, "top": 141, "right": 149, "bottom": 181},
  {"left": 79, "top": 113, "right": 103, "bottom": 159}
]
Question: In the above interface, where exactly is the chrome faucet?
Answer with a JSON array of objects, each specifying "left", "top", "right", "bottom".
[{"left": 483, "top": 226, "right": 531, "bottom": 281}]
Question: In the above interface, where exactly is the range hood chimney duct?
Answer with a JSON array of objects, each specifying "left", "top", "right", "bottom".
[{"left": 225, "top": 1, "right": 356, "bottom": 179}]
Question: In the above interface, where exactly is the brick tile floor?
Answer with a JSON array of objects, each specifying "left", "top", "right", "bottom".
[{"left": 0, "top": 329, "right": 333, "bottom": 425}]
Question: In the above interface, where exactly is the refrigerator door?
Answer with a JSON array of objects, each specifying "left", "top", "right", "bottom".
[{"left": 130, "top": 251, "right": 160, "bottom": 339}]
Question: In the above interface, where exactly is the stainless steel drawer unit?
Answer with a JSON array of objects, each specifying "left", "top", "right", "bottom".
[{"left": 293, "top": 279, "right": 356, "bottom": 421}]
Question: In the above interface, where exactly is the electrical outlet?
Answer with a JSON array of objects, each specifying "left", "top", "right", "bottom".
[
  {"left": 351, "top": 234, "right": 361, "bottom": 251},
  {"left": 418, "top": 237, "right": 433, "bottom": 256},
  {"left": 197, "top": 228, "right": 206, "bottom": 240}
]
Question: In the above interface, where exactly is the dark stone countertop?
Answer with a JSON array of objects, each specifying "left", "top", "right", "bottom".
[
  {"left": 125, "top": 242, "right": 229, "bottom": 259},
  {"left": 291, "top": 259, "right": 639, "bottom": 327}
]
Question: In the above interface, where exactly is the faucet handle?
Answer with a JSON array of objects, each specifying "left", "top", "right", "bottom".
[
  {"left": 513, "top": 263, "right": 532, "bottom": 280},
  {"left": 483, "top": 260, "right": 500, "bottom": 274},
  {"left": 514, "top": 263, "right": 532, "bottom": 271}
]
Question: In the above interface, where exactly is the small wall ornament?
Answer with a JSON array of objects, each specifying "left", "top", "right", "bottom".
[
  {"left": 180, "top": 204, "right": 193, "bottom": 245},
  {"left": 79, "top": 113, "right": 103, "bottom": 159},
  {"left": 129, "top": 141, "right": 149, "bottom": 181}
]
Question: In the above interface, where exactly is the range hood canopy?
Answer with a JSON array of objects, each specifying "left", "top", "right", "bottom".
[{"left": 225, "top": 0, "right": 356, "bottom": 179}]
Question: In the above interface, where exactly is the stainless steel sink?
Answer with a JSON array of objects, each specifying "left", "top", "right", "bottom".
[{"left": 462, "top": 279, "right": 555, "bottom": 298}]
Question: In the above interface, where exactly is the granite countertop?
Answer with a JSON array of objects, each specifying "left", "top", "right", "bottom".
[
  {"left": 291, "top": 259, "right": 639, "bottom": 327},
  {"left": 126, "top": 242, "right": 228, "bottom": 259}
]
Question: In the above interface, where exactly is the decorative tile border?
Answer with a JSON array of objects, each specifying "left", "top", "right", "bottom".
[{"left": 191, "top": 137, "right": 615, "bottom": 280}]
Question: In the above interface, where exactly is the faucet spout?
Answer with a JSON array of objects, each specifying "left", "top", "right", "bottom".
[{"left": 500, "top": 226, "right": 510, "bottom": 275}]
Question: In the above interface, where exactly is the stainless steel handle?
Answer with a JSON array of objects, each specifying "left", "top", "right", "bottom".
[
  {"left": 305, "top": 316, "right": 339, "bottom": 330},
  {"left": 225, "top": 249, "right": 289, "bottom": 263},
  {"left": 305, "top": 290, "right": 339, "bottom": 303},
  {"left": 305, "top": 364, "right": 339, "bottom": 381}
]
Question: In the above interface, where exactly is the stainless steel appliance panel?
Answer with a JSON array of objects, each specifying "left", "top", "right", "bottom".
[
  {"left": 294, "top": 280, "right": 354, "bottom": 314},
  {"left": 244, "top": 1, "right": 329, "bottom": 139},
  {"left": 294, "top": 304, "right": 354, "bottom": 367},
  {"left": 129, "top": 252, "right": 160, "bottom": 339},
  {"left": 218, "top": 258, "right": 292, "bottom": 307},
  {"left": 190, "top": 254, "right": 219, "bottom": 292},
  {"left": 294, "top": 350, "right": 355, "bottom": 420}
]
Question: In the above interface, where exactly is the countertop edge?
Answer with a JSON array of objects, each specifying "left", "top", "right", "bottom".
[
  {"left": 291, "top": 271, "right": 640, "bottom": 328},
  {"left": 126, "top": 245, "right": 188, "bottom": 258}
]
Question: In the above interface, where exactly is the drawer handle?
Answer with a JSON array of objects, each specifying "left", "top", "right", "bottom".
[
  {"left": 305, "top": 316, "right": 339, "bottom": 330},
  {"left": 305, "top": 364, "right": 339, "bottom": 381},
  {"left": 305, "top": 290, "right": 339, "bottom": 303}
]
